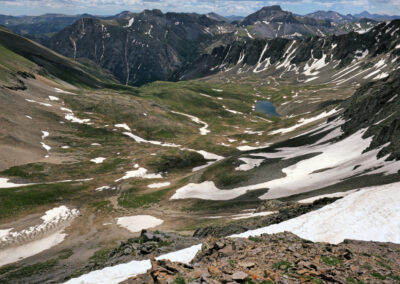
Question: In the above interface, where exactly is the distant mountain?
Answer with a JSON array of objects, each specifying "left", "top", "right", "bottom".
[
  {"left": 305, "top": 10, "right": 355, "bottom": 24},
  {"left": 48, "top": 9, "right": 235, "bottom": 86},
  {"left": 354, "top": 11, "right": 400, "bottom": 21},
  {"left": 235, "top": 5, "right": 354, "bottom": 39},
  {"left": 0, "top": 13, "right": 95, "bottom": 34},
  {"left": 0, "top": 13, "right": 95, "bottom": 45},
  {"left": 226, "top": 15, "right": 244, "bottom": 22},
  {"left": 206, "top": 12, "right": 230, "bottom": 23}
]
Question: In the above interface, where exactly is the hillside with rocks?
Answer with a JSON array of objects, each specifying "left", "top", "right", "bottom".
[{"left": 127, "top": 232, "right": 400, "bottom": 283}]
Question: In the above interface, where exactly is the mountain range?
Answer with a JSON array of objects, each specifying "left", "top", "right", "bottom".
[
  {"left": 1, "top": 5, "right": 378, "bottom": 86},
  {"left": 0, "top": 5, "right": 400, "bottom": 284}
]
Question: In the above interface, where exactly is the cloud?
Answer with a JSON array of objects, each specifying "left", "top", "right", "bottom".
[{"left": 0, "top": 0, "right": 399, "bottom": 16}]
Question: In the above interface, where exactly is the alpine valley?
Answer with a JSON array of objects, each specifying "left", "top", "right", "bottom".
[{"left": 0, "top": 4, "right": 400, "bottom": 284}]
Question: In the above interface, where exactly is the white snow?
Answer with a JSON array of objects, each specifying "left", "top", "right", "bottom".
[
  {"left": 0, "top": 231, "right": 67, "bottom": 267},
  {"left": 235, "top": 157, "right": 264, "bottom": 171},
  {"left": 54, "top": 88, "right": 75, "bottom": 95},
  {"left": 244, "top": 130, "right": 263, "bottom": 135},
  {"left": 0, "top": 229, "right": 13, "bottom": 238},
  {"left": 95, "top": 186, "right": 111, "bottom": 192},
  {"left": 91, "top": 143, "right": 101, "bottom": 146},
  {"left": 122, "top": 132, "right": 222, "bottom": 162},
  {"left": 297, "top": 189, "right": 358, "bottom": 203},
  {"left": 199, "top": 93, "right": 212, "bottom": 98},
  {"left": 172, "top": 121, "right": 400, "bottom": 201},
  {"left": 303, "top": 52, "right": 328, "bottom": 77},
  {"left": 387, "top": 94, "right": 398, "bottom": 103},
  {"left": 171, "top": 111, "right": 210, "bottom": 135},
  {"left": 269, "top": 109, "right": 338, "bottom": 135},
  {"left": 148, "top": 182, "right": 171, "bottom": 188},
  {"left": 236, "top": 144, "right": 271, "bottom": 151},
  {"left": 373, "top": 72, "right": 389, "bottom": 80},
  {"left": 90, "top": 157, "right": 106, "bottom": 164},
  {"left": 374, "top": 112, "right": 396, "bottom": 125},
  {"left": 65, "top": 244, "right": 202, "bottom": 284},
  {"left": 25, "top": 99, "right": 52, "bottom": 107},
  {"left": 156, "top": 244, "right": 202, "bottom": 264},
  {"left": 65, "top": 113, "right": 91, "bottom": 124},
  {"left": 212, "top": 88, "right": 223, "bottom": 92},
  {"left": 41, "top": 142, "right": 51, "bottom": 152},
  {"left": 231, "top": 211, "right": 276, "bottom": 220},
  {"left": 48, "top": 96, "right": 59, "bottom": 101},
  {"left": 25, "top": 115, "right": 32, "bottom": 119},
  {"left": 124, "top": 17, "right": 134, "bottom": 28},
  {"left": 61, "top": 107, "right": 73, "bottom": 113},
  {"left": 117, "top": 215, "right": 163, "bottom": 233},
  {"left": 232, "top": 182, "right": 400, "bottom": 244},
  {"left": 0, "top": 178, "right": 34, "bottom": 188},
  {"left": 304, "top": 76, "right": 319, "bottom": 83},
  {"left": 115, "top": 167, "right": 162, "bottom": 182},
  {"left": 115, "top": 123, "right": 131, "bottom": 132},
  {"left": 0, "top": 206, "right": 79, "bottom": 266},
  {"left": 245, "top": 28, "right": 253, "bottom": 39},
  {"left": 223, "top": 105, "right": 243, "bottom": 115},
  {"left": 354, "top": 49, "right": 369, "bottom": 60},
  {"left": 41, "top": 131, "right": 49, "bottom": 139},
  {"left": 61, "top": 146, "right": 70, "bottom": 149}
]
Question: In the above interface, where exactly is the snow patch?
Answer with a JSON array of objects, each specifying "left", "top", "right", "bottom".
[
  {"left": 235, "top": 158, "right": 264, "bottom": 171},
  {"left": 117, "top": 215, "right": 163, "bottom": 233},
  {"left": 148, "top": 182, "right": 171, "bottom": 188},
  {"left": 115, "top": 123, "right": 131, "bottom": 132},
  {"left": 269, "top": 109, "right": 338, "bottom": 135},
  {"left": 90, "top": 157, "right": 106, "bottom": 164}
]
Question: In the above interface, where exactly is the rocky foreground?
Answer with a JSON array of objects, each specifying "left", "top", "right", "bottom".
[{"left": 124, "top": 232, "right": 400, "bottom": 284}]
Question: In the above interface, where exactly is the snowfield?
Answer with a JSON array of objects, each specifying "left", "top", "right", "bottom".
[
  {"left": 233, "top": 182, "right": 400, "bottom": 244},
  {"left": 0, "top": 206, "right": 79, "bottom": 266},
  {"left": 117, "top": 215, "right": 164, "bottom": 233}
]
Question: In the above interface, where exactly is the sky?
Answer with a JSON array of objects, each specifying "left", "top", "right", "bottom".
[{"left": 0, "top": 0, "right": 399, "bottom": 17}]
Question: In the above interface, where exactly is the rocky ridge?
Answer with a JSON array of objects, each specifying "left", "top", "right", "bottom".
[
  {"left": 125, "top": 232, "right": 400, "bottom": 283},
  {"left": 175, "top": 20, "right": 400, "bottom": 82}
]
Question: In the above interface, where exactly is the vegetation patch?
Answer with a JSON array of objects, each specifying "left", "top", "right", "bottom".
[
  {"left": 0, "top": 182, "right": 88, "bottom": 220},
  {"left": 321, "top": 255, "right": 343, "bottom": 266},
  {"left": 1, "top": 259, "right": 58, "bottom": 280},
  {"left": 148, "top": 150, "right": 206, "bottom": 173}
]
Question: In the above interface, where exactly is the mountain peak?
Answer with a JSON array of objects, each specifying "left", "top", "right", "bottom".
[{"left": 260, "top": 5, "right": 283, "bottom": 12}]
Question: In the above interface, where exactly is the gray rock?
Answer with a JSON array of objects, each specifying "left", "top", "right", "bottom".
[{"left": 232, "top": 271, "right": 248, "bottom": 281}]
